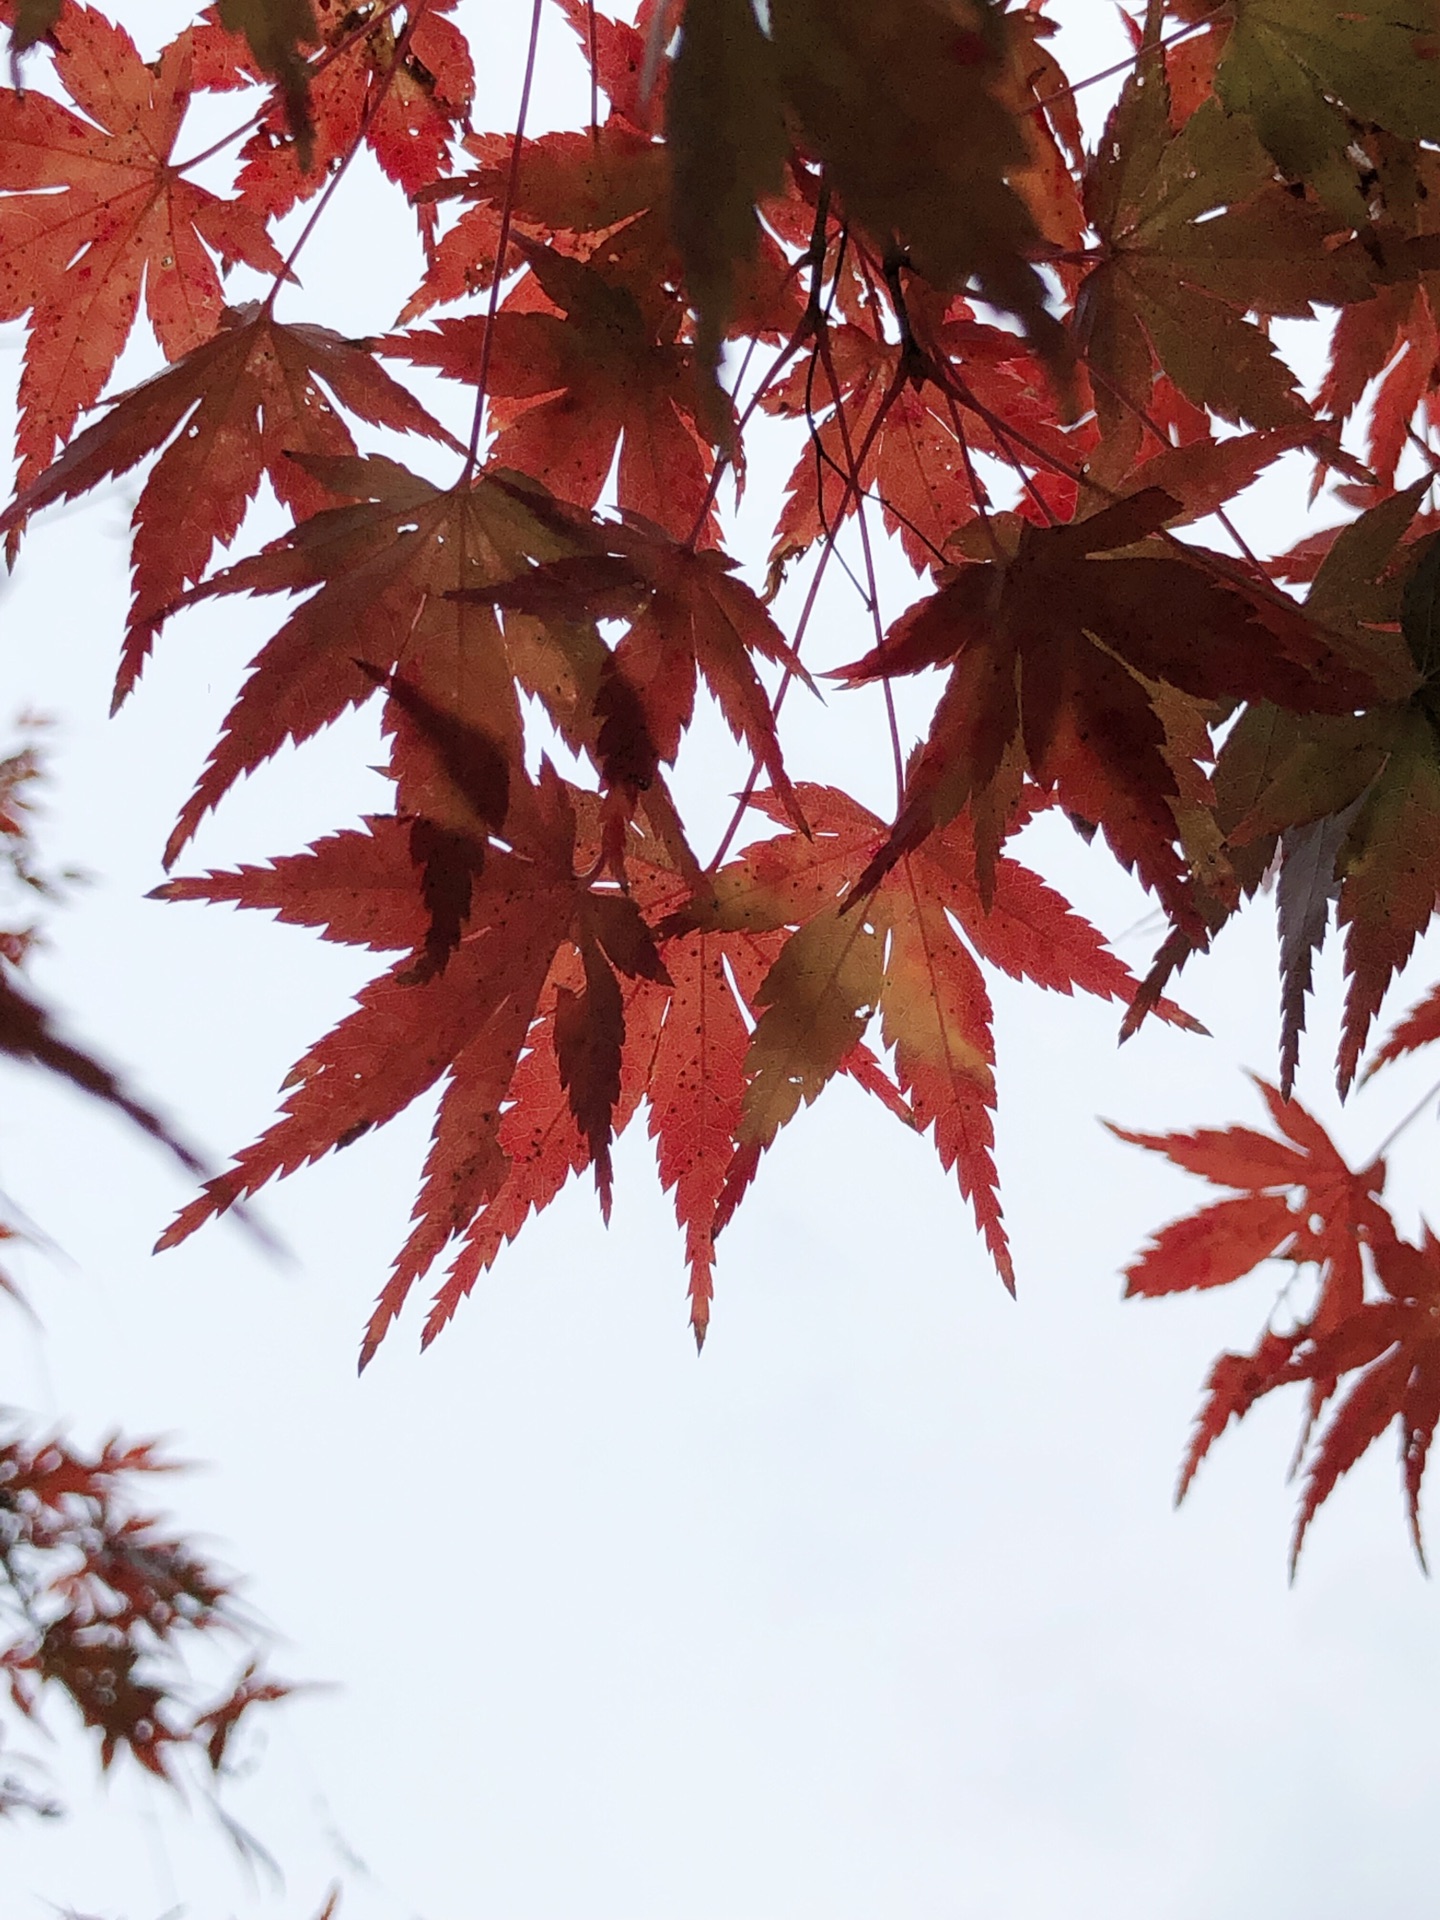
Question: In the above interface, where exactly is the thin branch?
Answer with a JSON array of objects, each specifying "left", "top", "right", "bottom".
[
  {"left": 1027, "top": 6, "right": 1228, "bottom": 120},
  {"left": 461, "top": 0, "right": 545, "bottom": 478},
  {"left": 1373, "top": 1075, "right": 1440, "bottom": 1162},
  {"left": 817, "top": 322, "right": 905, "bottom": 808}
]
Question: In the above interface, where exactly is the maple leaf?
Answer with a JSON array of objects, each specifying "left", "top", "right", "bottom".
[
  {"left": 766, "top": 307, "right": 1084, "bottom": 576},
  {"left": 1322, "top": 281, "right": 1440, "bottom": 490},
  {"left": 550, "top": 0, "right": 670, "bottom": 133},
  {"left": 642, "top": 919, "right": 772, "bottom": 1347},
  {"left": 158, "top": 768, "right": 663, "bottom": 1266},
  {"left": 387, "top": 232, "right": 716, "bottom": 541},
  {"left": 768, "top": 0, "right": 1062, "bottom": 361},
  {"left": 1273, "top": 800, "right": 1364, "bottom": 1096},
  {"left": 471, "top": 507, "right": 808, "bottom": 821},
  {"left": 1315, "top": 146, "right": 1440, "bottom": 488},
  {"left": 1079, "top": 55, "right": 1366, "bottom": 445},
  {"left": 1113, "top": 1078, "right": 1388, "bottom": 1333},
  {"left": 0, "top": 304, "right": 459, "bottom": 704},
  {"left": 1172, "top": 1237, "right": 1440, "bottom": 1574},
  {"left": 371, "top": 948, "right": 667, "bottom": 1362},
  {"left": 165, "top": 793, "right": 890, "bottom": 1355},
  {"left": 0, "top": 5, "right": 289, "bottom": 493},
  {"left": 695, "top": 783, "right": 1186, "bottom": 1288},
  {"left": 1286, "top": 1231, "right": 1440, "bottom": 1571},
  {"left": 1329, "top": 707, "right": 1440, "bottom": 1092},
  {"left": 665, "top": 0, "right": 786, "bottom": 426},
  {"left": 157, "top": 454, "right": 600, "bottom": 866},
  {"left": 158, "top": 786, "right": 716, "bottom": 1354},
  {"left": 1113, "top": 1082, "right": 1440, "bottom": 1567},
  {"left": 400, "top": 121, "right": 670, "bottom": 322},
  {"left": 1211, "top": 493, "right": 1440, "bottom": 1091},
  {"left": 155, "top": 813, "right": 429, "bottom": 954},
  {"left": 412, "top": 799, "right": 898, "bottom": 1351},
  {"left": 216, "top": 0, "right": 474, "bottom": 226},
  {"left": 1215, "top": 0, "right": 1440, "bottom": 227},
  {"left": 838, "top": 490, "right": 1374, "bottom": 927},
  {"left": 668, "top": 0, "right": 791, "bottom": 412},
  {"left": 7, "top": 0, "right": 60, "bottom": 58}
]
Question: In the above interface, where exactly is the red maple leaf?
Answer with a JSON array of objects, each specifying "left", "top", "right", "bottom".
[
  {"left": 1112, "top": 1082, "right": 1440, "bottom": 1568},
  {"left": 387, "top": 231, "right": 717, "bottom": 542},
  {"left": 202, "top": 0, "right": 474, "bottom": 228},
  {"left": 0, "top": 4, "right": 287, "bottom": 491},
  {"left": 1113, "top": 1078, "right": 1389, "bottom": 1334},
  {"left": 0, "top": 303, "right": 459, "bottom": 703},
  {"left": 158, "top": 793, "right": 901, "bottom": 1355},
  {"left": 470, "top": 503, "right": 808, "bottom": 822},
  {"left": 157, "top": 768, "right": 666, "bottom": 1274},
  {"left": 401, "top": 121, "right": 671, "bottom": 323},
  {"left": 155, "top": 453, "right": 600, "bottom": 866},
  {"left": 766, "top": 305, "right": 1084, "bottom": 577}
]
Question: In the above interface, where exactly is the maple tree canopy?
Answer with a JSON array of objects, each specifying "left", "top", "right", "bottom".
[{"left": 4, "top": 0, "right": 1440, "bottom": 1596}]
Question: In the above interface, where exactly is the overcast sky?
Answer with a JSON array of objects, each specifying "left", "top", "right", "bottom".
[{"left": 0, "top": 7, "right": 1437, "bottom": 1918}]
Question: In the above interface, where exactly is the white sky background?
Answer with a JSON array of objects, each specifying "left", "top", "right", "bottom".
[{"left": 0, "top": 4, "right": 1438, "bottom": 1916}]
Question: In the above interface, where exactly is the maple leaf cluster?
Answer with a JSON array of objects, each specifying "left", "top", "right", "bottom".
[
  {"left": 1116, "top": 1080, "right": 1440, "bottom": 1577},
  {"left": 0, "top": 1423, "right": 294, "bottom": 1802},
  {"left": 3, "top": 0, "right": 1440, "bottom": 1569},
  {"left": 0, "top": 730, "right": 295, "bottom": 1800}
]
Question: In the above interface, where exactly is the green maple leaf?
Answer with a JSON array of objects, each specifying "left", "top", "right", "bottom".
[{"left": 1217, "top": 0, "right": 1440, "bottom": 225}]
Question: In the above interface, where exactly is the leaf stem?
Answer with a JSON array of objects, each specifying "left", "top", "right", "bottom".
[
  {"left": 816, "top": 321, "right": 905, "bottom": 808},
  {"left": 1373, "top": 1075, "right": 1440, "bottom": 1161},
  {"left": 263, "top": 2, "right": 433, "bottom": 306},
  {"left": 172, "top": 0, "right": 410, "bottom": 176},
  {"left": 461, "top": 0, "right": 545, "bottom": 480},
  {"left": 1027, "top": 6, "right": 1227, "bottom": 120}
]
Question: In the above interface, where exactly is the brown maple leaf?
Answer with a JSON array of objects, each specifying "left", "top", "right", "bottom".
[
  {"left": 770, "top": 0, "right": 1062, "bottom": 359},
  {"left": 215, "top": 0, "right": 317, "bottom": 154},
  {"left": 1210, "top": 493, "right": 1440, "bottom": 1093},
  {"left": 838, "top": 490, "right": 1374, "bottom": 928},
  {"left": 1078, "top": 45, "right": 1366, "bottom": 456}
]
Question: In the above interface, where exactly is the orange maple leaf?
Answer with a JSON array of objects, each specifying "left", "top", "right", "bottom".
[{"left": 698, "top": 782, "right": 1185, "bottom": 1288}]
